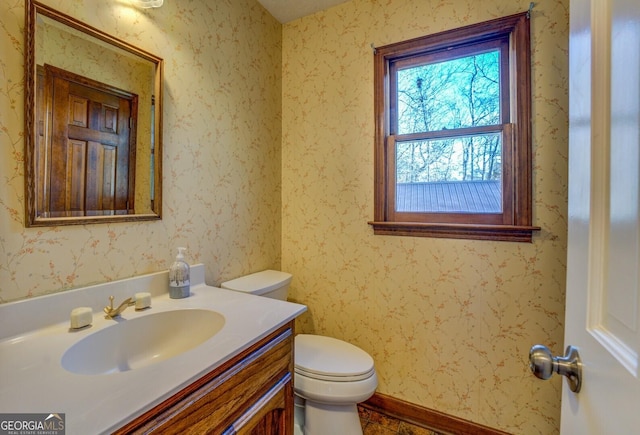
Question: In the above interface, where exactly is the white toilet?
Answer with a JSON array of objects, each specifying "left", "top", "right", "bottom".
[{"left": 221, "top": 270, "right": 378, "bottom": 435}]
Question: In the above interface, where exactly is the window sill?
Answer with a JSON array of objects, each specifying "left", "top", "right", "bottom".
[{"left": 368, "top": 221, "right": 541, "bottom": 242}]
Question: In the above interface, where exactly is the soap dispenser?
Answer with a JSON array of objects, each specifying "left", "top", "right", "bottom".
[{"left": 169, "top": 247, "right": 190, "bottom": 299}]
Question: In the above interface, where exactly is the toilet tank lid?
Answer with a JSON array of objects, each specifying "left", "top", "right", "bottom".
[{"left": 220, "top": 270, "right": 292, "bottom": 295}]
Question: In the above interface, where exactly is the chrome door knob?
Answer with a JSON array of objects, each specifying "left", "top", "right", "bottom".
[{"left": 529, "top": 344, "right": 582, "bottom": 393}]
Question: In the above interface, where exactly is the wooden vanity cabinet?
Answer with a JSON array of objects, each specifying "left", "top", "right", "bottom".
[{"left": 115, "top": 322, "right": 295, "bottom": 435}]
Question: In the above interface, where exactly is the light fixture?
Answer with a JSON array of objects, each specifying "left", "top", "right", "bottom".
[{"left": 132, "top": 0, "right": 163, "bottom": 8}]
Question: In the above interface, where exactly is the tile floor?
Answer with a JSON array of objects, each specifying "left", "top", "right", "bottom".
[{"left": 358, "top": 406, "right": 445, "bottom": 435}]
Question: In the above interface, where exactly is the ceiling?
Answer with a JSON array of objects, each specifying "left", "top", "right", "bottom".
[{"left": 256, "top": 0, "right": 351, "bottom": 23}]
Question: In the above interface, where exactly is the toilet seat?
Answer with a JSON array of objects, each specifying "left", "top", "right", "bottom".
[
  {"left": 294, "top": 370, "right": 379, "bottom": 404},
  {"left": 295, "top": 334, "right": 375, "bottom": 382}
]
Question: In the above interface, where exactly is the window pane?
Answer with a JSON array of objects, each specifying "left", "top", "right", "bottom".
[
  {"left": 396, "top": 51, "right": 501, "bottom": 135},
  {"left": 395, "top": 133, "right": 502, "bottom": 213}
]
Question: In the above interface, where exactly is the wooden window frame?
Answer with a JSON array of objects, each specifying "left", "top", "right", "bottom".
[{"left": 369, "top": 12, "right": 540, "bottom": 242}]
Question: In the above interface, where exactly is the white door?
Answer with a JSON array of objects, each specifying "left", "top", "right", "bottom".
[{"left": 560, "top": 0, "right": 640, "bottom": 432}]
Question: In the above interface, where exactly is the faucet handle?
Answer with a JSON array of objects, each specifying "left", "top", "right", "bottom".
[
  {"left": 134, "top": 292, "right": 152, "bottom": 310},
  {"left": 103, "top": 295, "right": 115, "bottom": 315}
]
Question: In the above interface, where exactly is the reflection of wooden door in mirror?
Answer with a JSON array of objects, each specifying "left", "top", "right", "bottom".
[{"left": 38, "top": 64, "right": 137, "bottom": 217}]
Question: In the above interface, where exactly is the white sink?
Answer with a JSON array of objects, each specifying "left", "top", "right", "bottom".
[{"left": 61, "top": 309, "right": 225, "bottom": 375}]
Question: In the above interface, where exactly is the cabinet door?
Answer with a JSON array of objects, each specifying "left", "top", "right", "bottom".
[{"left": 224, "top": 372, "right": 293, "bottom": 435}]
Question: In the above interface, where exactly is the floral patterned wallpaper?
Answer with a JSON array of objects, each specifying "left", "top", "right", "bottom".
[
  {"left": 0, "top": 0, "right": 283, "bottom": 302},
  {"left": 281, "top": 0, "right": 568, "bottom": 433}
]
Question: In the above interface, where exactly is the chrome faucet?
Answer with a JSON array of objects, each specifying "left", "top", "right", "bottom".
[{"left": 104, "top": 295, "right": 133, "bottom": 318}]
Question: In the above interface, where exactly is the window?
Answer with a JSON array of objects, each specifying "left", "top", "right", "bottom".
[{"left": 370, "top": 12, "right": 539, "bottom": 242}]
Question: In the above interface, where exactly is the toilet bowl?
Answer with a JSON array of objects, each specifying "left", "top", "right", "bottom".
[{"left": 221, "top": 270, "right": 378, "bottom": 435}]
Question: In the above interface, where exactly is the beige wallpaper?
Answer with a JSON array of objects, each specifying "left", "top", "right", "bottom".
[
  {"left": 0, "top": 0, "right": 282, "bottom": 302},
  {"left": 281, "top": 0, "right": 568, "bottom": 434}
]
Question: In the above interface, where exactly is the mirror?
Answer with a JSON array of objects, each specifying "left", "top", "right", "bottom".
[{"left": 24, "top": 0, "right": 163, "bottom": 226}]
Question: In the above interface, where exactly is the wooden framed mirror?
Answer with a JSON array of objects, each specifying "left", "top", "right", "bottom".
[{"left": 24, "top": 0, "right": 163, "bottom": 226}]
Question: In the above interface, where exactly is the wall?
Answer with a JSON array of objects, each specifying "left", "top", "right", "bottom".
[
  {"left": 0, "top": 0, "right": 282, "bottom": 303},
  {"left": 281, "top": 0, "right": 568, "bottom": 433}
]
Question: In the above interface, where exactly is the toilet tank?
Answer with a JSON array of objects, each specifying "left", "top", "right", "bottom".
[{"left": 220, "top": 270, "right": 292, "bottom": 301}]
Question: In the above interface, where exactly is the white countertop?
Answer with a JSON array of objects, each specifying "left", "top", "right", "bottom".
[{"left": 0, "top": 265, "right": 306, "bottom": 434}]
